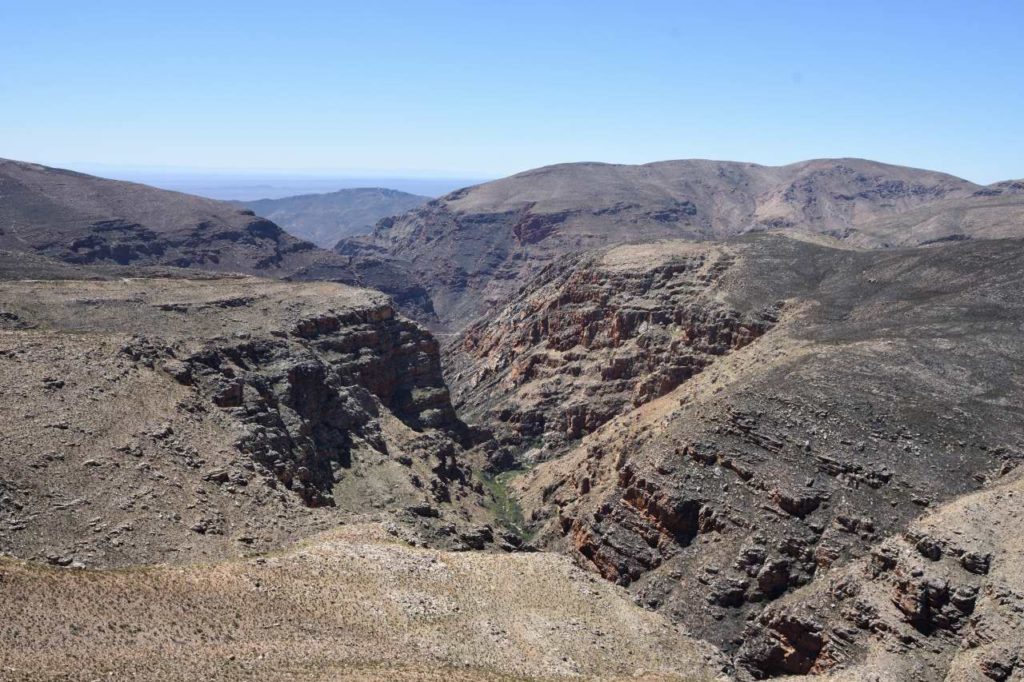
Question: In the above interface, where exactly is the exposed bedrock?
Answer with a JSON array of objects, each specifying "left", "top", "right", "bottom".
[
  {"left": 0, "top": 278, "right": 486, "bottom": 567},
  {"left": 446, "top": 243, "right": 781, "bottom": 467},
  {"left": 485, "top": 235, "right": 1024, "bottom": 672},
  {"left": 160, "top": 304, "right": 468, "bottom": 506}
]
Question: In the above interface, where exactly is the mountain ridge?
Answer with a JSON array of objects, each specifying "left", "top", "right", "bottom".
[
  {"left": 458, "top": 233, "right": 1024, "bottom": 677},
  {"left": 0, "top": 158, "right": 443, "bottom": 320},
  {"left": 338, "top": 157, "right": 1024, "bottom": 330},
  {"left": 0, "top": 157, "right": 332, "bottom": 275}
]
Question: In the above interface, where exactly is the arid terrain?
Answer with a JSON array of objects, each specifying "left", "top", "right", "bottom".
[
  {"left": 0, "top": 523, "right": 721, "bottom": 681},
  {"left": 0, "top": 271, "right": 502, "bottom": 569},
  {"left": 0, "top": 159, "right": 438, "bottom": 320},
  {"left": 470, "top": 235, "right": 1024, "bottom": 678},
  {"left": 338, "top": 158, "right": 1024, "bottom": 329},
  {"left": 1, "top": 158, "right": 1023, "bottom": 681}
]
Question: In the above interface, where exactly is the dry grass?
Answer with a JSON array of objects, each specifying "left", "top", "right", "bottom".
[{"left": 0, "top": 523, "right": 722, "bottom": 681}]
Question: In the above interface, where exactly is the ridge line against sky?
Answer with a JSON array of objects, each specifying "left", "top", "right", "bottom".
[{"left": 2, "top": 0, "right": 1022, "bottom": 184}]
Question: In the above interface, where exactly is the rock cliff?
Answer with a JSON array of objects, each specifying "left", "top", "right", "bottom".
[
  {"left": 736, "top": 471, "right": 1023, "bottom": 681},
  {"left": 447, "top": 242, "right": 780, "bottom": 466},
  {"left": 463, "top": 234, "right": 1024, "bottom": 677},
  {"left": 0, "top": 276, "right": 485, "bottom": 567},
  {"left": 5, "top": 159, "right": 1024, "bottom": 680}
]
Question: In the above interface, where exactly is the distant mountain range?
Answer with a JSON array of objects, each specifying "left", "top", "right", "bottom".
[
  {"left": 65, "top": 168, "right": 486, "bottom": 200},
  {"left": 0, "top": 158, "right": 331, "bottom": 277},
  {"left": 0, "top": 158, "right": 438, "bottom": 318},
  {"left": 4, "top": 156, "right": 1024, "bottom": 332},
  {"left": 337, "top": 157, "right": 1024, "bottom": 329},
  {"left": 234, "top": 187, "right": 429, "bottom": 248}
]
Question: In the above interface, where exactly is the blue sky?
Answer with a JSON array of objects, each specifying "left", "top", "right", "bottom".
[{"left": 1, "top": 0, "right": 1022, "bottom": 183}]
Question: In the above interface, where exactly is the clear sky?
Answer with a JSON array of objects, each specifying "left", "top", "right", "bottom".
[{"left": 2, "top": 0, "right": 1022, "bottom": 183}]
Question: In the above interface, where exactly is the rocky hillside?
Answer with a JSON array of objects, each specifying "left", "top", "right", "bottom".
[
  {"left": 0, "top": 158, "right": 330, "bottom": 275},
  {"left": 0, "top": 159, "right": 442, "bottom": 320},
  {"left": 339, "top": 158, "right": 1024, "bottom": 329},
  {"left": 447, "top": 242, "right": 781, "bottom": 466},
  {"left": 4, "top": 157, "right": 1024, "bottom": 681},
  {"left": 237, "top": 187, "right": 429, "bottom": 248},
  {"left": 737, "top": 471, "right": 1023, "bottom": 681},
  {"left": 0, "top": 251, "right": 727, "bottom": 681},
  {"left": 848, "top": 187, "right": 1024, "bottom": 248},
  {"left": 0, "top": 274, "right": 493, "bottom": 568},
  {"left": 448, "top": 234, "right": 1024, "bottom": 679}
]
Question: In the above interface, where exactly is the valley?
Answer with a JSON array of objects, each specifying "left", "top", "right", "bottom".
[{"left": 1, "top": 157, "right": 1022, "bottom": 681}]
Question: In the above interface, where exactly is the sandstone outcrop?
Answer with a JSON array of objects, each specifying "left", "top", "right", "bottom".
[
  {"left": 5, "top": 157, "right": 1024, "bottom": 680},
  {"left": 735, "top": 472, "right": 1024, "bottom": 681}
]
